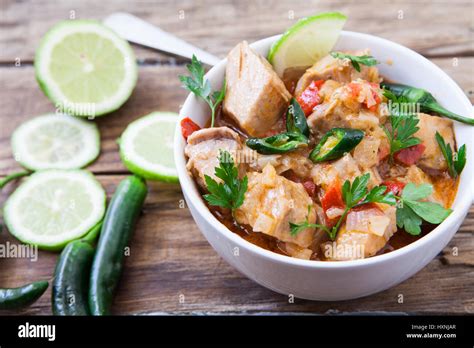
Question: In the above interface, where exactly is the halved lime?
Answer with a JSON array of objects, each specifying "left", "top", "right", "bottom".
[
  {"left": 119, "top": 112, "right": 178, "bottom": 183},
  {"left": 11, "top": 113, "right": 100, "bottom": 170},
  {"left": 268, "top": 12, "right": 347, "bottom": 76},
  {"left": 4, "top": 170, "right": 106, "bottom": 250},
  {"left": 35, "top": 20, "right": 137, "bottom": 117}
]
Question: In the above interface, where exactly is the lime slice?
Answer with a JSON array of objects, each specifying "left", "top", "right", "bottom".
[
  {"left": 11, "top": 113, "right": 100, "bottom": 170},
  {"left": 268, "top": 12, "right": 347, "bottom": 76},
  {"left": 4, "top": 170, "right": 106, "bottom": 250},
  {"left": 119, "top": 112, "right": 178, "bottom": 183},
  {"left": 35, "top": 20, "right": 137, "bottom": 117}
]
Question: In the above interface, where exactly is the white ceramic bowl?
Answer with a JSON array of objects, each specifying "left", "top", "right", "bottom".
[{"left": 174, "top": 31, "right": 474, "bottom": 300}]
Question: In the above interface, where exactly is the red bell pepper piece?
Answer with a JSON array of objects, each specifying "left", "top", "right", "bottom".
[
  {"left": 348, "top": 82, "right": 381, "bottom": 112},
  {"left": 348, "top": 82, "right": 361, "bottom": 98},
  {"left": 382, "top": 180, "right": 406, "bottom": 196},
  {"left": 180, "top": 117, "right": 201, "bottom": 140},
  {"left": 321, "top": 181, "right": 345, "bottom": 227},
  {"left": 394, "top": 143, "right": 426, "bottom": 166},
  {"left": 297, "top": 80, "right": 325, "bottom": 116}
]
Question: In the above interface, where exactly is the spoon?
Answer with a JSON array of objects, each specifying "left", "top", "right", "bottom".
[{"left": 103, "top": 12, "right": 220, "bottom": 66}]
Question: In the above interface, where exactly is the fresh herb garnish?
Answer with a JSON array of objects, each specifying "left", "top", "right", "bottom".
[
  {"left": 203, "top": 150, "right": 248, "bottom": 216},
  {"left": 330, "top": 52, "right": 378, "bottom": 72},
  {"left": 290, "top": 174, "right": 396, "bottom": 240},
  {"left": 290, "top": 176, "right": 452, "bottom": 239},
  {"left": 395, "top": 183, "right": 452, "bottom": 235},
  {"left": 179, "top": 55, "right": 226, "bottom": 127},
  {"left": 383, "top": 114, "right": 421, "bottom": 162},
  {"left": 289, "top": 205, "right": 330, "bottom": 237},
  {"left": 435, "top": 131, "right": 466, "bottom": 179}
]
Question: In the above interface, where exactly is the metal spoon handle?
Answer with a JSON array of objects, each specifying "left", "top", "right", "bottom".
[{"left": 103, "top": 12, "right": 220, "bottom": 66}]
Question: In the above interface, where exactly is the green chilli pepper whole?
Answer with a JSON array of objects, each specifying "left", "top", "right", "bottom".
[
  {"left": 381, "top": 82, "right": 474, "bottom": 125},
  {"left": 246, "top": 98, "right": 310, "bottom": 154},
  {"left": 89, "top": 175, "right": 147, "bottom": 315},
  {"left": 0, "top": 281, "right": 49, "bottom": 309},
  {"left": 310, "top": 128, "right": 365, "bottom": 162},
  {"left": 52, "top": 240, "right": 95, "bottom": 315}
]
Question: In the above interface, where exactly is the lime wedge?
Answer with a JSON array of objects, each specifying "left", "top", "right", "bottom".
[
  {"left": 120, "top": 112, "right": 178, "bottom": 183},
  {"left": 268, "top": 12, "right": 347, "bottom": 76},
  {"left": 35, "top": 20, "right": 137, "bottom": 117},
  {"left": 11, "top": 113, "right": 100, "bottom": 170},
  {"left": 4, "top": 170, "right": 106, "bottom": 250}
]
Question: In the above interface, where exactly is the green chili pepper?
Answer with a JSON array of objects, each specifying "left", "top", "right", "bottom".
[
  {"left": 286, "top": 98, "right": 309, "bottom": 137},
  {"left": 52, "top": 240, "right": 95, "bottom": 315},
  {"left": 247, "top": 99, "right": 310, "bottom": 154},
  {"left": 0, "top": 281, "right": 49, "bottom": 309},
  {"left": 246, "top": 132, "right": 308, "bottom": 154},
  {"left": 89, "top": 176, "right": 147, "bottom": 315},
  {"left": 310, "top": 128, "right": 364, "bottom": 162},
  {"left": 381, "top": 82, "right": 474, "bottom": 125}
]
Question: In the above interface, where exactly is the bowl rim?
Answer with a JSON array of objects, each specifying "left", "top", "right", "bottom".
[{"left": 175, "top": 30, "right": 473, "bottom": 269}]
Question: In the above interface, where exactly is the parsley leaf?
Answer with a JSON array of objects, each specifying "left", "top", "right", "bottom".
[
  {"left": 330, "top": 52, "right": 379, "bottom": 72},
  {"left": 404, "top": 200, "right": 452, "bottom": 224},
  {"left": 401, "top": 183, "right": 432, "bottom": 201},
  {"left": 396, "top": 204, "right": 422, "bottom": 235},
  {"left": 435, "top": 131, "right": 466, "bottom": 178},
  {"left": 395, "top": 183, "right": 452, "bottom": 235},
  {"left": 203, "top": 150, "right": 248, "bottom": 213},
  {"left": 289, "top": 174, "right": 396, "bottom": 240},
  {"left": 289, "top": 205, "right": 330, "bottom": 237},
  {"left": 343, "top": 173, "right": 370, "bottom": 206},
  {"left": 364, "top": 185, "right": 397, "bottom": 205},
  {"left": 383, "top": 114, "right": 421, "bottom": 162},
  {"left": 179, "top": 55, "right": 226, "bottom": 127}
]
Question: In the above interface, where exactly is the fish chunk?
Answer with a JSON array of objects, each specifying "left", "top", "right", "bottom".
[
  {"left": 235, "top": 164, "right": 316, "bottom": 248},
  {"left": 415, "top": 113, "right": 455, "bottom": 172},
  {"left": 323, "top": 204, "right": 397, "bottom": 260},
  {"left": 185, "top": 127, "right": 245, "bottom": 189},
  {"left": 223, "top": 41, "right": 291, "bottom": 137},
  {"left": 311, "top": 153, "right": 382, "bottom": 191},
  {"left": 353, "top": 135, "right": 381, "bottom": 170},
  {"left": 295, "top": 50, "right": 380, "bottom": 96},
  {"left": 399, "top": 165, "right": 444, "bottom": 205}
]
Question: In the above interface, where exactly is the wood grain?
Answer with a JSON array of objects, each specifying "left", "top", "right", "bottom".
[
  {"left": 0, "top": 65, "right": 189, "bottom": 175},
  {"left": 0, "top": 0, "right": 473, "bottom": 63},
  {"left": 0, "top": 0, "right": 473, "bottom": 315},
  {"left": 0, "top": 176, "right": 472, "bottom": 315}
]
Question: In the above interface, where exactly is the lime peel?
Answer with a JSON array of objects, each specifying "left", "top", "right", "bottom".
[
  {"left": 268, "top": 12, "right": 347, "bottom": 76},
  {"left": 35, "top": 20, "right": 137, "bottom": 117},
  {"left": 120, "top": 112, "right": 179, "bottom": 183},
  {"left": 4, "top": 170, "right": 106, "bottom": 251},
  {"left": 11, "top": 113, "right": 100, "bottom": 170}
]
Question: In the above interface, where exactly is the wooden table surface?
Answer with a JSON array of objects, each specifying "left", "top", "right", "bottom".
[{"left": 0, "top": 0, "right": 472, "bottom": 315}]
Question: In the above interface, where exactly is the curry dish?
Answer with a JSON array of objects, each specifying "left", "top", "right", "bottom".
[{"left": 181, "top": 40, "right": 462, "bottom": 261}]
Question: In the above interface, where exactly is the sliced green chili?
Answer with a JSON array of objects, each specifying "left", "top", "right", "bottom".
[
  {"left": 310, "top": 128, "right": 364, "bottom": 162},
  {"left": 246, "top": 98, "right": 310, "bottom": 154},
  {"left": 246, "top": 132, "right": 308, "bottom": 154}
]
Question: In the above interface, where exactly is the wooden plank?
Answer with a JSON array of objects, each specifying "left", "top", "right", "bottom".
[
  {"left": 0, "top": 176, "right": 472, "bottom": 315},
  {"left": 0, "top": 0, "right": 473, "bottom": 63},
  {"left": 0, "top": 65, "right": 189, "bottom": 175},
  {"left": 0, "top": 57, "right": 473, "bottom": 175}
]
